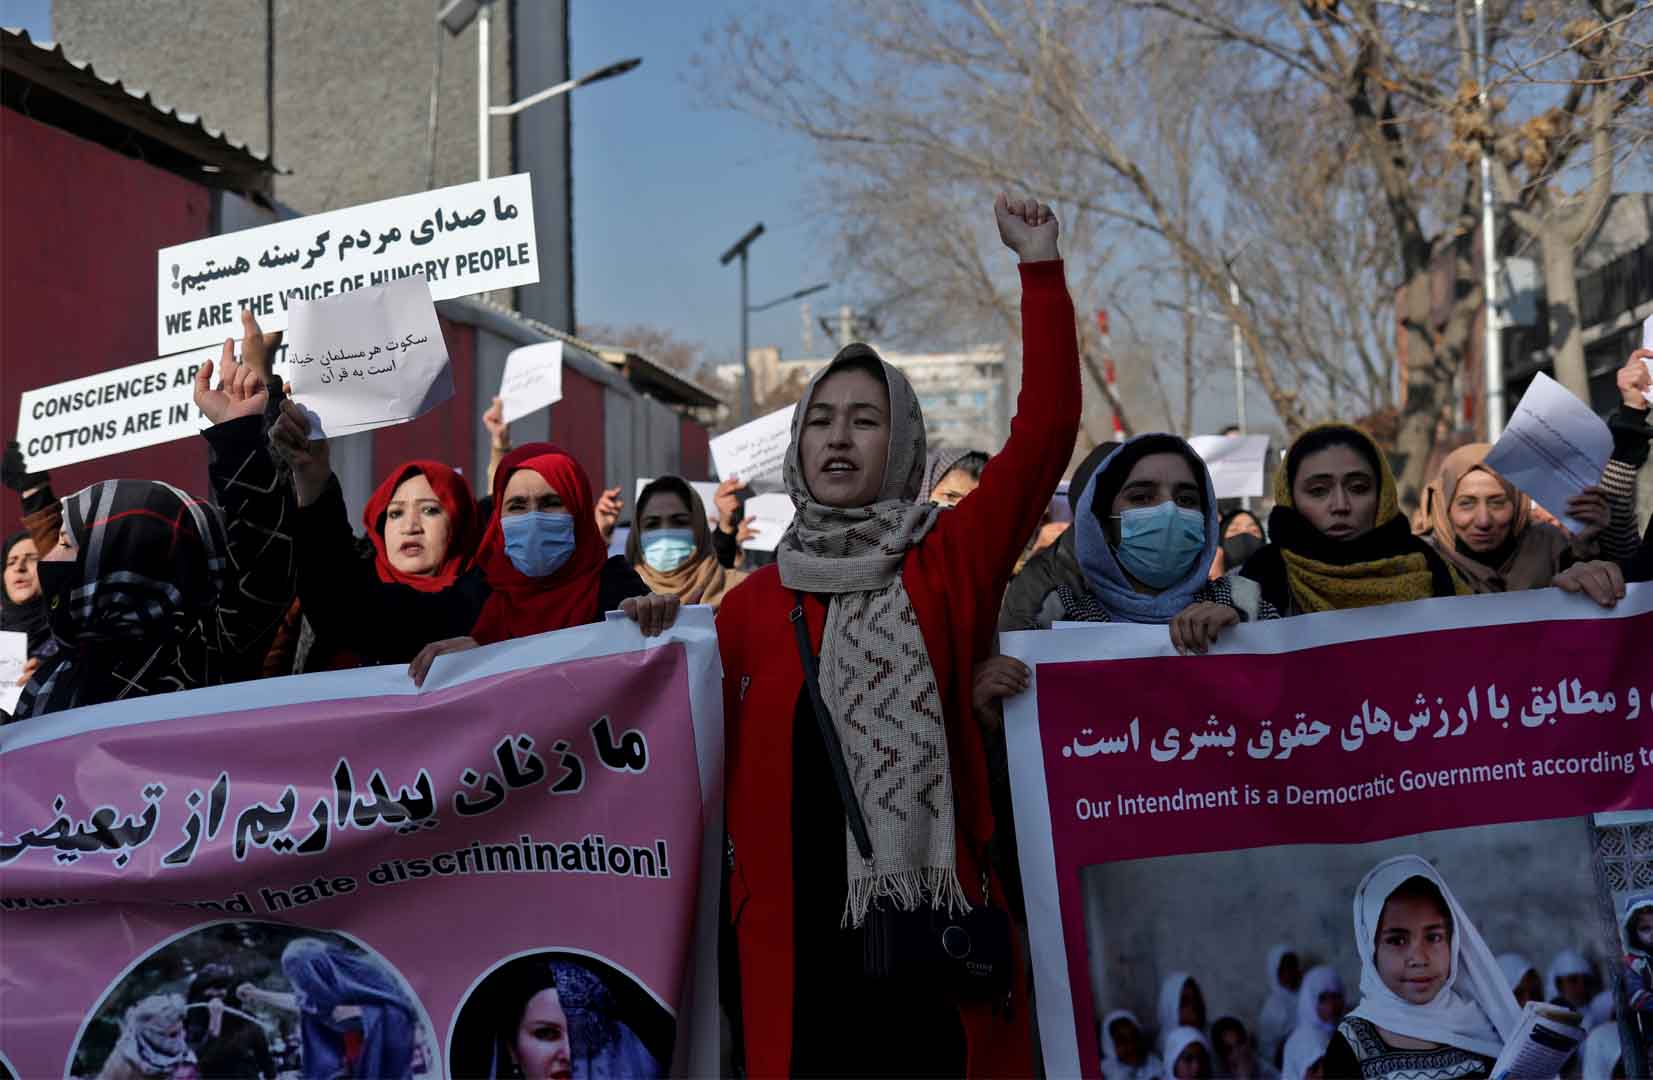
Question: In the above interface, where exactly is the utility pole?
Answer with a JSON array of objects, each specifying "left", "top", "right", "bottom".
[
  {"left": 718, "top": 224, "right": 765, "bottom": 422},
  {"left": 1475, "top": 0, "right": 1505, "bottom": 439}
]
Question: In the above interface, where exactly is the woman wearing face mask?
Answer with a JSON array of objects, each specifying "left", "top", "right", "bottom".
[
  {"left": 272, "top": 404, "right": 488, "bottom": 670},
  {"left": 717, "top": 194, "right": 1079, "bottom": 1077},
  {"left": 1422, "top": 444, "right": 1608, "bottom": 594},
  {"left": 1210, "top": 509, "right": 1266, "bottom": 579},
  {"left": 11, "top": 322, "right": 296, "bottom": 719},
  {"left": 1240, "top": 426, "right": 1468, "bottom": 616},
  {"left": 1026, "top": 434, "right": 1277, "bottom": 653},
  {"left": 409, "top": 444, "right": 677, "bottom": 684},
  {"left": 626, "top": 476, "right": 746, "bottom": 612}
]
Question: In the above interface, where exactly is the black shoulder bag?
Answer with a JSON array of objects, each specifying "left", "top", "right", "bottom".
[{"left": 790, "top": 594, "right": 1013, "bottom": 1002}]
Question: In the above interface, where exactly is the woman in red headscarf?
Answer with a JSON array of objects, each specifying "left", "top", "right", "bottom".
[
  {"left": 407, "top": 443, "right": 680, "bottom": 685},
  {"left": 272, "top": 400, "right": 491, "bottom": 669}
]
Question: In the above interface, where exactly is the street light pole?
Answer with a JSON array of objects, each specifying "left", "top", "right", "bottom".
[
  {"left": 476, "top": 1, "right": 491, "bottom": 181},
  {"left": 719, "top": 224, "right": 766, "bottom": 422},
  {"left": 1475, "top": 0, "right": 1505, "bottom": 440},
  {"left": 1229, "top": 274, "right": 1246, "bottom": 435}
]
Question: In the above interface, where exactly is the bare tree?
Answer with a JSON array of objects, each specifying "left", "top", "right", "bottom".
[
  {"left": 578, "top": 321, "right": 710, "bottom": 377},
  {"left": 1475, "top": 2, "right": 1653, "bottom": 398}
]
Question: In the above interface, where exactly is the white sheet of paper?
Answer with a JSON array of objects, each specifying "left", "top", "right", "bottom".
[
  {"left": 709, "top": 405, "right": 796, "bottom": 489},
  {"left": 740, "top": 492, "right": 797, "bottom": 552},
  {"left": 156, "top": 173, "right": 538, "bottom": 355},
  {"left": 0, "top": 630, "right": 26, "bottom": 715},
  {"left": 1641, "top": 314, "right": 1652, "bottom": 386},
  {"left": 635, "top": 478, "right": 721, "bottom": 523},
  {"left": 286, "top": 276, "right": 453, "bottom": 439},
  {"left": 499, "top": 341, "right": 564, "bottom": 425},
  {"left": 1482, "top": 372, "right": 1611, "bottom": 533},
  {"left": 1186, "top": 434, "right": 1271, "bottom": 499}
]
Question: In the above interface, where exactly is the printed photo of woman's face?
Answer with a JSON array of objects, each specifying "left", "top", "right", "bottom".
[
  {"left": 512, "top": 987, "right": 573, "bottom": 1080},
  {"left": 1375, "top": 892, "right": 1452, "bottom": 1004}
]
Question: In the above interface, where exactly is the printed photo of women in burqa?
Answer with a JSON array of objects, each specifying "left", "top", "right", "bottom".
[
  {"left": 69, "top": 921, "right": 436, "bottom": 1080},
  {"left": 449, "top": 951, "right": 673, "bottom": 1079}
]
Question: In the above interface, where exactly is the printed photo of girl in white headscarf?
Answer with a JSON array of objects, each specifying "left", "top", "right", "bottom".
[{"left": 1319, "top": 855, "right": 1521, "bottom": 1079}]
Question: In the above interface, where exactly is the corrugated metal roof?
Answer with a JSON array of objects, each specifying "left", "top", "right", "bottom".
[{"left": 1, "top": 26, "right": 279, "bottom": 189}]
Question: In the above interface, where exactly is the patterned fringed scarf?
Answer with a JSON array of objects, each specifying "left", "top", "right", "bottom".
[{"left": 776, "top": 343, "right": 968, "bottom": 927}]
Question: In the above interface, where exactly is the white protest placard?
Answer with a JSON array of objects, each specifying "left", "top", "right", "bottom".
[
  {"left": 14, "top": 353, "right": 221, "bottom": 471},
  {"left": 1641, "top": 314, "right": 1652, "bottom": 385},
  {"left": 1186, "top": 433, "right": 1271, "bottom": 499},
  {"left": 157, "top": 173, "right": 538, "bottom": 355},
  {"left": 635, "top": 478, "right": 722, "bottom": 524},
  {"left": 709, "top": 404, "right": 796, "bottom": 489},
  {"left": 0, "top": 630, "right": 26, "bottom": 715},
  {"left": 1483, "top": 372, "right": 1612, "bottom": 533},
  {"left": 285, "top": 276, "right": 453, "bottom": 439},
  {"left": 740, "top": 491, "right": 796, "bottom": 552},
  {"left": 499, "top": 341, "right": 564, "bottom": 425}
]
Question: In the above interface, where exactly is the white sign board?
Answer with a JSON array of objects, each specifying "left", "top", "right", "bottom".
[
  {"left": 740, "top": 492, "right": 797, "bottom": 552},
  {"left": 1483, "top": 372, "right": 1611, "bottom": 533},
  {"left": 499, "top": 341, "right": 564, "bottom": 425},
  {"left": 1641, "top": 314, "right": 1652, "bottom": 386},
  {"left": 286, "top": 277, "right": 453, "bottom": 439},
  {"left": 15, "top": 353, "right": 221, "bottom": 471},
  {"left": 1187, "top": 433, "right": 1271, "bottom": 499},
  {"left": 157, "top": 174, "right": 538, "bottom": 355},
  {"left": 0, "top": 630, "right": 26, "bottom": 715},
  {"left": 709, "top": 404, "right": 795, "bottom": 490},
  {"left": 635, "top": 478, "right": 721, "bottom": 523}
]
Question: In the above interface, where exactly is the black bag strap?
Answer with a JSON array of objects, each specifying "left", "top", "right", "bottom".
[{"left": 789, "top": 593, "right": 875, "bottom": 861}]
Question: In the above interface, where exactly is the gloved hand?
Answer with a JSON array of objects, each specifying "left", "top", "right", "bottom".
[{"left": 2, "top": 441, "right": 46, "bottom": 494}]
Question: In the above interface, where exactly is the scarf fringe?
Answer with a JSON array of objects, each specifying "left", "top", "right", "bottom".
[{"left": 842, "top": 866, "right": 972, "bottom": 929}]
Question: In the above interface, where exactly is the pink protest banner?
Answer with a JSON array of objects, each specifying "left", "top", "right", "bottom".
[
  {"left": 1003, "top": 589, "right": 1653, "bottom": 1079},
  {"left": 0, "top": 610, "right": 724, "bottom": 1080}
]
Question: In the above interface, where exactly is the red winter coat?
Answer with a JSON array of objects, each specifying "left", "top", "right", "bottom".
[{"left": 716, "top": 260, "right": 1081, "bottom": 1077}]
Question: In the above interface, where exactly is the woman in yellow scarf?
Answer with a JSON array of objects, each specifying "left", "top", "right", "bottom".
[
  {"left": 625, "top": 476, "right": 748, "bottom": 611},
  {"left": 1240, "top": 425, "right": 1465, "bottom": 614}
]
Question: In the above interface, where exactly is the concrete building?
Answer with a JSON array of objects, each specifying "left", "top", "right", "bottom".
[
  {"left": 0, "top": 26, "right": 711, "bottom": 536},
  {"left": 719, "top": 343, "right": 1010, "bottom": 454},
  {"left": 49, "top": 0, "right": 572, "bottom": 333}
]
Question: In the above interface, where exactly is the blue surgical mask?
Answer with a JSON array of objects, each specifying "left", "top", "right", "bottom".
[
  {"left": 1113, "top": 501, "right": 1206, "bottom": 589},
  {"left": 641, "top": 528, "right": 697, "bottom": 573},
  {"left": 502, "top": 511, "right": 576, "bottom": 578}
]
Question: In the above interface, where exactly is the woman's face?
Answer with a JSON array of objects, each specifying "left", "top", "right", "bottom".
[
  {"left": 1448, "top": 469, "right": 1516, "bottom": 552},
  {"left": 930, "top": 467, "right": 979, "bottom": 508},
  {"left": 1292, "top": 445, "right": 1379, "bottom": 541},
  {"left": 512, "top": 987, "right": 573, "bottom": 1080},
  {"left": 1173, "top": 1042, "right": 1211, "bottom": 1080},
  {"left": 639, "top": 492, "right": 693, "bottom": 533},
  {"left": 1513, "top": 969, "right": 1543, "bottom": 1007},
  {"left": 800, "top": 368, "right": 890, "bottom": 508},
  {"left": 4, "top": 537, "right": 40, "bottom": 604},
  {"left": 1179, "top": 978, "right": 1205, "bottom": 1028},
  {"left": 1635, "top": 911, "right": 1653, "bottom": 952},
  {"left": 1315, "top": 990, "right": 1345, "bottom": 1024},
  {"left": 1556, "top": 972, "right": 1592, "bottom": 1008},
  {"left": 382, "top": 473, "right": 452, "bottom": 576},
  {"left": 1109, "top": 1018, "right": 1144, "bottom": 1066},
  {"left": 1111, "top": 453, "right": 1201, "bottom": 519},
  {"left": 1375, "top": 893, "right": 1452, "bottom": 1004},
  {"left": 1225, "top": 514, "right": 1264, "bottom": 541},
  {"left": 43, "top": 526, "right": 77, "bottom": 564},
  {"left": 1278, "top": 952, "right": 1302, "bottom": 992},
  {"left": 503, "top": 469, "right": 565, "bottom": 516}
]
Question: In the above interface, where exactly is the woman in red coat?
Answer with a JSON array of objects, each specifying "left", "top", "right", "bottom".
[{"left": 716, "top": 194, "right": 1080, "bottom": 1077}]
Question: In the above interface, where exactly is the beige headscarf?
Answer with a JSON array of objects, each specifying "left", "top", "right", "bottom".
[
  {"left": 1424, "top": 443, "right": 1569, "bottom": 593},
  {"left": 776, "top": 343, "right": 967, "bottom": 927},
  {"left": 625, "top": 477, "right": 746, "bottom": 611}
]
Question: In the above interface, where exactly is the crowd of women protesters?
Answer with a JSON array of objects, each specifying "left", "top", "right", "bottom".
[{"left": 2, "top": 191, "right": 1649, "bottom": 1079}]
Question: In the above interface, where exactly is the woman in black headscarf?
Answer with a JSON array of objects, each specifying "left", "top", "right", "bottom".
[
  {"left": 2, "top": 529, "right": 48, "bottom": 657},
  {"left": 10, "top": 314, "right": 296, "bottom": 720}
]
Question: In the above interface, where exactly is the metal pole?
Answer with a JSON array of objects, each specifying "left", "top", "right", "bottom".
[
  {"left": 739, "top": 251, "right": 752, "bottom": 422},
  {"left": 1475, "top": 0, "right": 1505, "bottom": 439},
  {"left": 1229, "top": 275, "right": 1246, "bottom": 434},
  {"left": 477, "top": 2, "right": 490, "bottom": 182}
]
